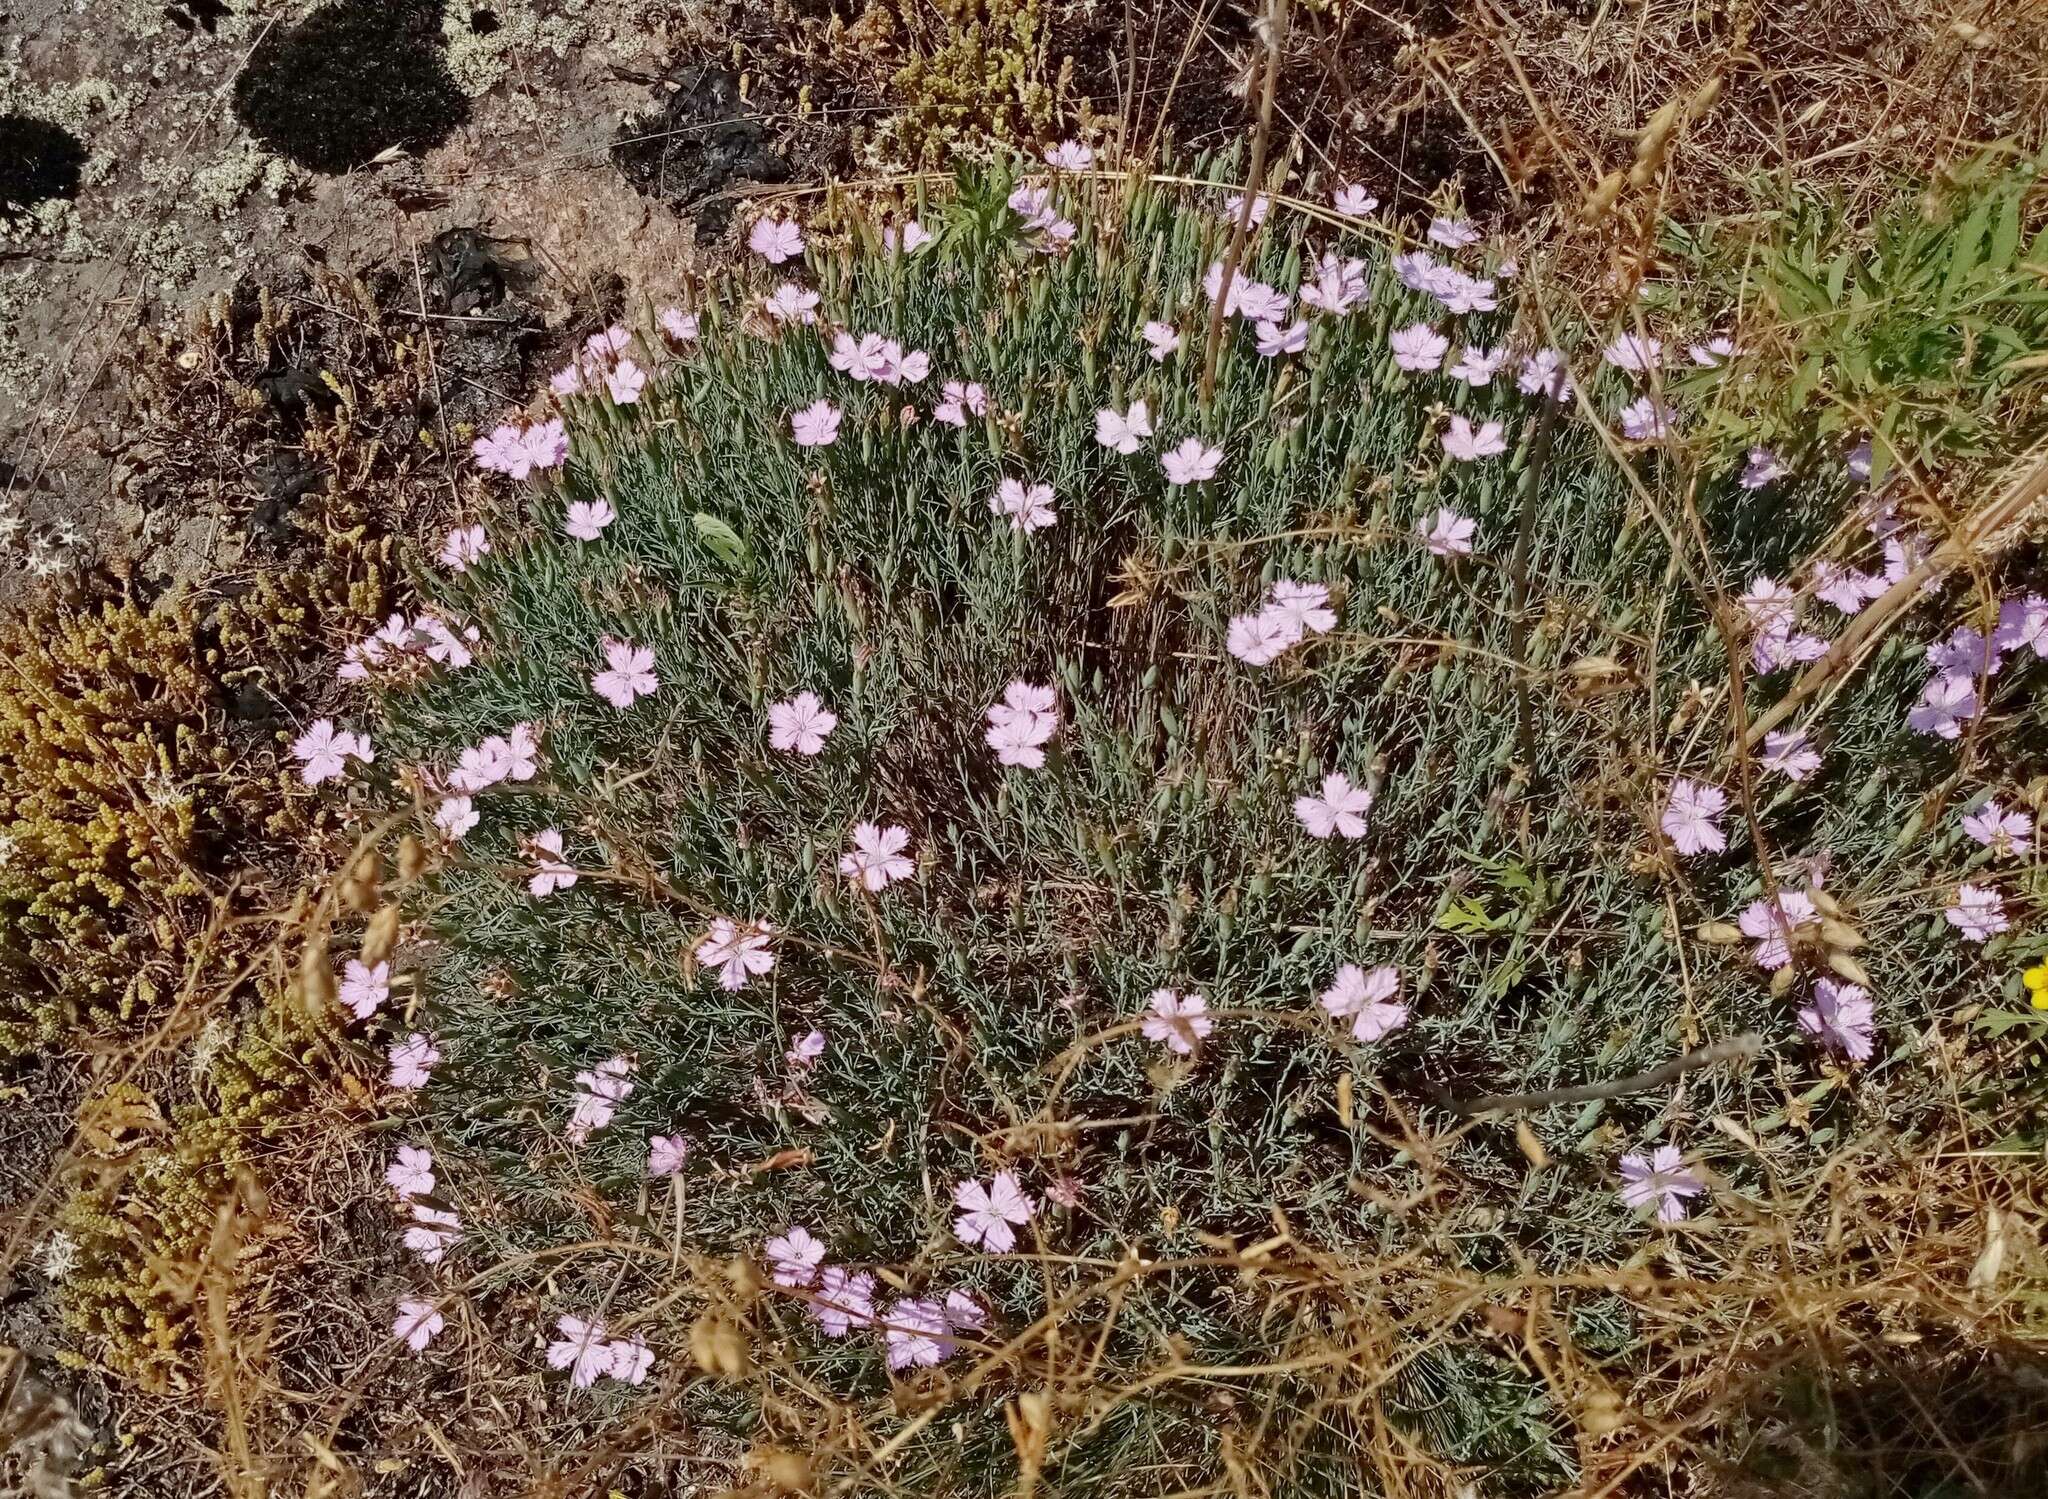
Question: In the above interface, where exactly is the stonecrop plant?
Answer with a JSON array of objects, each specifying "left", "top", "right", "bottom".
[{"left": 336, "top": 150, "right": 2042, "bottom": 1493}]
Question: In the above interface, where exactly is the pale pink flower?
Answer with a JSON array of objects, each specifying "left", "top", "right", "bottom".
[
  {"left": 647, "top": 1133, "right": 691, "bottom": 1177},
  {"left": 449, "top": 737, "right": 508, "bottom": 793},
  {"left": 1141, "top": 989, "right": 1212, "bottom": 1054},
  {"left": 810, "top": 1266, "right": 876, "bottom": 1337},
  {"left": 585, "top": 326, "right": 631, "bottom": 360},
  {"left": 1619, "top": 1145, "right": 1702, "bottom": 1223},
  {"left": 829, "top": 332, "right": 889, "bottom": 380},
  {"left": 549, "top": 362, "right": 585, "bottom": 397},
  {"left": 1662, "top": 779, "right": 1727, "bottom": 857},
  {"left": 1223, "top": 191, "right": 1271, "bottom": 226},
  {"left": 606, "top": 1335, "right": 654, "bottom": 1385},
  {"left": 1267, "top": 579, "right": 1336, "bottom": 637},
  {"left": 1427, "top": 215, "right": 1480, "bottom": 249},
  {"left": 1202, "top": 262, "right": 1288, "bottom": 320},
  {"left": 293, "top": 718, "right": 372, "bottom": 786},
  {"left": 604, "top": 359, "right": 648, "bottom": 405},
  {"left": 1441, "top": 414, "right": 1507, "bottom": 462},
  {"left": 1254, "top": 317, "right": 1308, "bottom": 357},
  {"left": 564, "top": 498, "right": 615, "bottom": 542},
  {"left": 1095, "top": 399, "right": 1153, "bottom": 454},
  {"left": 566, "top": 1056, "right": 634, "bottom": 1142},
  {"left": 434, "top": 795, "right": 478, "bottom": 840},
  {"left": 1994, "top": 593, "right": 2047, "bottom": 656},
  {"left": 1736, "top": 577, "right": 1797, "bottom": 630},
  {"left": 954, "top": 1170, "right": 1037, "bottom": 1252},
  {"left": 786, "top": 1028, "right": 826, "bottom": 1069},
  {"left": 882, "top": 1297, "right": 951, "bottom": 1370},
  {"left": 882, "top": 219, "right": 933, "bottom": 254},
  {"left": 840, "top": 822, "right": 915, "bottom": 890},
  {"left": 1799, "top": 980, "right": 1874, "bottom": 1062},
  {"left": 1602, "top": 332, "right": 1663, "bottom": 374},
  {"left": 1331, "top": 183, "right": 1378, "bottom": 216},
  {"left": 943, "top": 1289, "right": 988, "bottom": 1334},
  {"left": 1226, "top": 609, "right": 1299, "bottom": 666},
  {"left": 990, "top": 477, "right": 1057, "bottom": 532},
  {"left": 1945, "top": 883, "right": 2007, "bottom": 943},
  {"left": 1141, "top": 321, "right": 1181, "bottom": 361},
  {"left": 1432, "top": 271, "right": 1498, "bottom": 315},
  {"left": 417, "top": 615, "right": 480, "bottom": 670},
  {"left": 748, "top": 216, "right": 804, "bottom": 264},
  {"left": 1160, "top": 437, "right": 1222, "bottom": 485},
  {"left": 1517, "top": 348, "right": 1573, "bottom": 401},
  {"left": 1690, "top": 335, "right": 1739, "bottom": 366},
  {"left": 1739, "top": 446, "right": 1786, "bottom": 490},
  {"left": 526, "top": 828, "right": 577, "bottom": 897},
  {"left": 1751, "top": 627, "right": 1827, "bottom": 675},
  {"left": 1448, "top": 346, "right": 1505, "bottom": 387},
  {"left": 769, "top": 691, "right": 838, "bottom": 755},
  {"left": 790, "top": 398, "right": 842, "bottom": 448},
  {"left": 1419, "top": 507, "right": 1475, "bottom": 558},
  {"left": 438, "top": 524, "right": 490, "bottom": 572},
  {"left": 1883, "top": 532, "right": 1931, "bottom": 588},
  {"left": 1389, "top": 322, "right": 1449, "bottom": 372},
  {"left": 874, "top": 340, "right": 930, "bottom": 386},
  {"left": 1847, "top": 438, "right": 1874, "bottom": 481},
  {"left": 1045, "top": 139, "right": 1093, "bottom": 171},
  {"left": 658, "top": 307, "right": 699, "bottom": 344},
  {"left": 591, "top": 638, "right": 658, "bottom": 709},
  {"left": 987, "top": 713, "right": 1052, "bottom": 769},
  {"left": 1907, "top": 674, "right": 1978, "bottom": 739},
  {"left": 932, "top": 380, "right": 987, "bottom": 426},
  {"left": 1007, "top": 184, "right": 1076, "bottom": 249},
  {"left": 1392, "top": 250, "right": 1440, "bottom": 291},
  {"left": 1962, "top": 800, "right": 2031, "bottom": 856},
  {"left": 385, "top": 1145, "right": 435, "bottom": 1200},
  {"left": 1619, "top": 396, "right": 1678, "bottom": 441},
  {"left": 505, "top": 722, "right": 541, "bottom": 780},
  {"left": 764, "top": 282, "right": 820, "bottom": 324},
  {"left": 404, "top": 1203, "right": 460, "bottom": 1265},
  {"left": 547, "top": 1315, "right": 615, "bottom": 1388},
  {"left": 993, "top": 680, "right": 1057, "bottom": 734},
  {"left": 1739, "top": 890, "right": 1818, "bottom": 970},
  {"left": 1760, "top": 730, "right": 1821, "bottom": 782},
  {"left": 696, "top": 917, "right": 776, "bottom": 990},
  {"left": 986, "top": 680, "right": 1059, "bottom": 768},
  {"left": 472, "top": 423, "right": 524, "bottom": 473},
  {"left": 393, "top": 1297, "right": 444, "bottom": 1352},
  {"left": 387, "top": 1032, "right": 440, "bottom": 1091},
  {"left": 1295, "top": 771, "right": 1373, "bottom": 839},
  {"left": 1928, "top": 626, "right": 2004, "bottom": 680},
  {"left": 1319, "top": 963, "right": 1407, "bottom": 1042},
  {"left": 1813, "top": 560, "right": 1886, "bottom": 614},
  {"left": 766, "top": 1226, "right": 827, "bottom": 1287},
  {"left": 339, "top": 958, "right": 391, "bottom": 1020},
  {"left": 523, "top": 419, "right": 569, "bottom": 473},
  {"left": 1298, "top": 252, "right": 1367, "bottom": 316}
]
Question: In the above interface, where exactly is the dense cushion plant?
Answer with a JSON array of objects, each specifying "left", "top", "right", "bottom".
[{"left": 349, "top": 158, "right": 2042, "bottom": 1495}]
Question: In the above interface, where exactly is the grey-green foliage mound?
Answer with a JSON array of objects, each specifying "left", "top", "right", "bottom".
[{"left": 374, "top": 164, "right": 2040, "bottom": 1494}]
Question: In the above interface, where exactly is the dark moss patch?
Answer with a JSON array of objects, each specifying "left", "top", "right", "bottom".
[
  {"left": 230, "top": 0, "right": 468, "bottom": 175},
  {"left": 611, "top": 63, "right": 790, "bottom": 236},
  {"left": 165, "top": 0, "right": 231, "bottom": 34},
  {"left": 0, "top": 116, "right": 88, "bottom": 219}
]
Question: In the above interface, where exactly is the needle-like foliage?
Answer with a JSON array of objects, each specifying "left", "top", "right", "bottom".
[{"left": 371, "top": 161, "right": 2042, "bottom": 1495}]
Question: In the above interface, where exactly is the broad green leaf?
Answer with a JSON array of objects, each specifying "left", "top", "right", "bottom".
[
  {"left": 1943, "top": 195, "right": 1993, "bottom": 300},
  {"left": 1988, "top": 188, "right": 2022, "bottom": 275},
  {"left": 692, "top": 512, "right": 750, "bottom": 568}
]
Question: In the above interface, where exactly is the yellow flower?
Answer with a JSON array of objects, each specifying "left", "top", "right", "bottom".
[{"left": 2026, "top": 963, "right": 2048, "bottom": 1010}]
